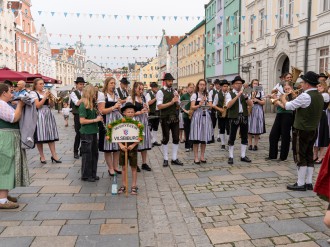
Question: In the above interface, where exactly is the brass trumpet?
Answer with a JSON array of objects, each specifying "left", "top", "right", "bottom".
[{"left": 48, "top": 91, "right": 62, "bottom": 103}]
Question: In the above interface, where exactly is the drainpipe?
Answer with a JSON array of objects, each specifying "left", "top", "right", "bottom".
[
  {"left": 238, "top": 0, "right": 241, "bottom": 76},
  {"left": 304, "top": 0, "right": 312, "bottom": 72},
  {"left": 204, "top": 4, "right": 207, "bottom": 81}
]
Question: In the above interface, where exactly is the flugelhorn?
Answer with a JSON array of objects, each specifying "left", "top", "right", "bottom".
[{"left": 291, "top": 66, "right": 303, "bottom": 83}]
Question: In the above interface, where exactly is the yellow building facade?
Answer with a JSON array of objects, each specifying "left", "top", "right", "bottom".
[
  {"left": 177, "top": 20, "right": 205, "bottom": 88},
  {"left": 141, "top": 58, "right": 159, "bottom": 89}
]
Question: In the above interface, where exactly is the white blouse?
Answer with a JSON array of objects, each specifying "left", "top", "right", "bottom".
[
  {"left": 97, "top": 92, "right": 119, "bottom": 104},
  {"left": 0, "top": 99, "right": 15, "bottom": 123}
]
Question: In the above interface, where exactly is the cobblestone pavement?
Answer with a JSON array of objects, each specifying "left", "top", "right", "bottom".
[{"left": 0, "top": 112, "right": 329, "bottom": 247}]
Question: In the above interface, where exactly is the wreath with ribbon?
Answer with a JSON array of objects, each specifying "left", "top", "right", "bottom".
[{"left": 106, "top": 117, "right": 144, "bottom": 142}]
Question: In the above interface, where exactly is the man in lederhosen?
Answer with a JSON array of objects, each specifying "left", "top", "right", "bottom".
[
  {"left": 146, "top": 82, "right": 161, "bottom": 147},
  {"left": 70, "top": 77, "right": 86, "bottom": 159},
  {"left": 156, "top": 73, "right": 183, "bottom": 167},
  {"left": 226, "top": 76, "right": 253, "bottom": 165},
  {"left": 281, "top": 71, "right": 323, "bottom": 191},
  {"left": 116, "top": 78, "right": 130, "bottom": 104},
  {"left": 209, "top": 79, "right": 221, "bottom": 143},
  {"left": 212, "top": 80, "right": 230, "bottom": 150}
]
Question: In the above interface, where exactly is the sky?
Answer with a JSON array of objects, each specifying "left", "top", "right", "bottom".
[{"left": 31, "top": 0, "right": 209, "bottom": 69}]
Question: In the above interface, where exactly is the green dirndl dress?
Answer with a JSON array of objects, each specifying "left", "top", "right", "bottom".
[{"left": 0, "top": 120, "right": 30, "bottom": 190}]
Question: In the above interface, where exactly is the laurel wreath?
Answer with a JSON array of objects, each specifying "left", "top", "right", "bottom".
[{"left": 106, "top": 117, "right": 144, "bottom": 142}]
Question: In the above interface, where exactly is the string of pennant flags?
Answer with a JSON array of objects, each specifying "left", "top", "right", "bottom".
[{"left": 0, "top": 7, "right": 303, "bottom": 21}]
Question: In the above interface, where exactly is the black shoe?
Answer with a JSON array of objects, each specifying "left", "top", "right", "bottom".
[
  {"left": 265, "top": 157, "right": 277, "bottom": 161},
  {"left": 221, "top": 145, "right": 226, "bottom": 150},
  {"left": 194, "top": 160, "right": 200, "bottom": 165},
  {"left": 163, "top": 160, "right": 169, "bottom": 167},
  {"left": 228, "top": 157, "right": 234, "bottom": 165},
  {"left": 152, "top": 142, "right": 162, "bottom": 147},
  {"left": 51, "top": 157, "right": 62, "bottom": 163},
  {"left": 287, "top": 183, "right": 306, "bottom": 191},
  {"left": 241, "top": 156, "right": 252, "bottom": 163},
  {"left": 305, "top": 183, "right": 313, "bottom": 190},
  {"left": 253, "top": 146, "right": 258, "bottom": 151},
  {"left": 137, "top": 166, "right": 141, "bottom": 172},
  {"left": 171, "top": 159, "right": 183, "bottom": 166},
  {"left": 87, "top": 178, "right": 95, "bottom": 182},
  {"left": 114, "top": 169, "right": 122, "bottom": 174},
  {"left": 217, "top": 138, "right": 221, "bottom": 142},
  {"left": 142, "top": 164, "right": 152, "bottom": 171},
  {"left": 200, "top": 159, "right": 207, "bottom": 164},
  {"left": 74, "top": 153, "right": 79, "bottom": 159},
  {"left": 40, "top": 157, "right": 47, "bottom": 164},
  {"left": 314, "top": 159, "right": 323, "bottom": 164},
  {"left": 248, "top": 145, "right": 252, "bottom": 150},
  {"left": 94, "top": 176, "right": 100, "bottom": 181},
  {"left": 108, "top": 170, "right": 114, "bottom": 177}
]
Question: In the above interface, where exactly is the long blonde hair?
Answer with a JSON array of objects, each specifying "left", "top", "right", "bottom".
[
  {"left": 82, "top": 85, "right": 96, "bottom": 110},
  {"left": 103, "top": 77, "right": 116, "bottom": 94}
]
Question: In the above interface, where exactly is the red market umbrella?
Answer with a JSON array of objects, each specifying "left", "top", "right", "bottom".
[
  {"left": 0, "top": 67, "right": 38, "bottom": 83},
  {"left": 33, "top": 73, "right": 62, "bottom": 84}
]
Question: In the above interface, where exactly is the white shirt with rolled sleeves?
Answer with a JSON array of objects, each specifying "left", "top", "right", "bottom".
[
  {"left": 145, "top": 91, "right": 158, "bottom": 111},
  {"left": 156, "top": 86, "right": 180, "bottom": 107},
  {"left": 284, "top": 88, "right": 317, "bottom": 110},
  {"left": 213, "top": 91, "right": 227, "bottom": 106},
  {"left": 69, "top": 90, "right": 83, "bottom": 106},
  {"left": 273, "top": 83, "right": 285, "bottom": 97},
  {"left": 225, "top": 89, "right": 243, "bottom": 113},
  {"left": 208, "top": 89, "right": 219, "bottom": 103}
]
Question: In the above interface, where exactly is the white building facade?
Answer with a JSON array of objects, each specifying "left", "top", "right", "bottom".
[
  {"left": 0, "top": 0, "right": 16, "bottom": 70},
  {"left": 37, "top": 24, "right": 56, "bottom": 78}
]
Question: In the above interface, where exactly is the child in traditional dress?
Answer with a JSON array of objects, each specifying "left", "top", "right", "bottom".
[
  {"left": 118, "top": 103, "right": 140, "bottom": 195},
  {"left": 61, "top": 102, "right": 72, "bottom": 127}
]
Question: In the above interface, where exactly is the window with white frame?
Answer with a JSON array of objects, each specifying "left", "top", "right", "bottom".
[
  {"left": 257, "top": 61, "right": 262, "bottom": 80},
  {"left": 233, "top": 43, "right": 239, "bottom": 59},
  {"left": 23, "top": 40, "right": 26, "bottom": 53},
  {"left": 225, "top": 46, "right": 230, "bottom": 60},
  {"left": 212, "top": 52, "right": 215, "bottom": 65},
  {"left": 234, "top": 11, "right": 239, "bottom": 28},
  {"left": 17, "top": 37, "right": 21, "bottom": 51},
  {"left": 212, "top": 27, "right": 215, "bottom": 42},
  {"left": 323, "top": 0, "right": 330, "bottom": 11},
  {"left": 319, "top": 47, "right": 329, "bottom": 73},
  {"left": 207, "top": 31, "right": 211, "bottom": 43},
  {"left": 207, "top": 54, "right": 210, "bottom": 67},
  {"left": 250, "top": 15, "right": 254, "bottom": 41},
  {"left": 217, "top": 0, "right": 222, "bottom": 11},
  {"left": 279, "top": 0, "right": 284, "bottom": 28},
  {"left": 217, "top": 49, "right": 222, "bottom": 64},
  {"left": 259, "top": 9, "right": 265, "bottom": 38},
  {"left": 217, "top": 22, "right": 222, "bottom": 38},
  {"left": 226, "top": 17, "right": 230, "bottom": 32},
  {"left": 288, "top": 0, "right": 294, "bottom": 24},
  {"left": 198, "top": 37, "right": 201, "bottom": 49}
]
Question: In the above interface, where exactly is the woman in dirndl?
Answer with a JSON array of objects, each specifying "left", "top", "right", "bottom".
[
  {"left": 248, "top": 79, "right": 266, "bottom": 151},
  {"left": 126, "top": 82, "right": 152, "bottom": 172},
  {"left": 189, "top": 79, "right": 213, "bottom": 164},
  {"left": 313, "top": 80, "right": 330, "bottom": 164},
  {"left": 0, "top": 83, "right": 29, "bottom": 209},
  {"left": 31, "top": 78, "right": 61, "bottom": 164},
  {"left": 97, "top": 77, "right": 122, "bottom": 176}
]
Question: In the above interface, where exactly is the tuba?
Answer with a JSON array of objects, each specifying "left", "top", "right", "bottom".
[
  {"left": 325, "top": 71, "right": 330, "bottom": 78},
  {"left": 291, "top": 66, "right": 303, "bottom": 83}
]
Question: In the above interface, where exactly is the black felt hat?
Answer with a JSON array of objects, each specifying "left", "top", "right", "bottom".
[
  {"left": 232, "top": 76, "right": 245, "bottom": 84},
  {"left": 214, "top": 79, "right": 221, "bottom": 85},
  {"left": 220, "top": 80, "right": 229, "bottom": 86},
  {"left": 121, "top": 102, "right": 137, "bottom": 113},
  {"left": 319, "top": 73, "right": 328, "bottom": 79},
  {"left": 150, "top": 82, "right": 158, "bottom": 88},
  {"left": 300, "top": 71, "right": 320, "bottom": 85},
  {"left": 120, "top": 78, "right": 130, "bottom": 84},
  {"left": 162, "top": 73, "right": 175, "bottom": 81},
  {"left": 74, "top": 77, "right": 86, "bottom": 83}
]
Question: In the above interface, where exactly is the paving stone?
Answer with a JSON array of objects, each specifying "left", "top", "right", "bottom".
[
  {"left": 205, "top": 225, "right": 250, "bottom": 244},
  {"left": 39, "top": 186, "right": 81, "bottom": 194},
  {"left": 0, "top": 221, "right": 21, "bottom": 226},
  {"left": 48, "top": 196, "right": 96, "bottom": 204},
  {"left": 251, "top": 238, "right": 274, "bottom": 247},
  {"left": 177, "top": 177, "right": 211, "bottom": 186},
  {"left": 90, "top": 210, "right": 137, "bottom": 219},
  {"left": 268, "top": 219, "right": 315, "bottom": 235},
  {"left": 209, "top": 174, "right": 245, "bottom": 182},
  {"left": 59, "top": 224, "right": 100, "bottom": 236},
  {"left": 0, "top": 212, "right": 37, "bottom": 221},
  {"left": 76, "top": 235, "right": 139, "bottom": 247},
  {"left": 31, "top": 236, "right": 77, "bottom": 247},
  {"left": 100, "top": 223, "right": 138, "bottom": 235},
  {"left": 271, "top": 236, "right": 292, "bottom": 245},
  {"left": 10, "top": 187, "right": 42, "bottom": 194},
  {"left": 233, "top": 195, "right": 265, "bottom": 204},
  {"left": 20, "top": 220, "right": 42, "bottom": 226},
  {"left": 196, "top": 170, "right": 231, "bottom": 178},
  {"left": 30, "top": 179, "right": 73, "bottom": 186},
  {"left": 1, "top": 226, "right": 61, "bottom": 237},
  {"left": 213, "top": 189, "right": 252, "bottom": 198},
  {"left": 41, "top": 220, "right": 66, "bottom": 226},
  {"left": 175, "top": 173, "right": 198, "bottom": 179},
  {"left": 59, "top": 203, "right": 105, "bottom": 211},
  {"left": 33, "top": 173, "right": 68, "bottom": 179},
  {"left": 241, "top": 222, "right": 279, "bottom": 239},
  {"left": 190, "top": 197, "right": 235, "bottom": 207},
  {"left": 300, "top": 216, "right": 329, "bottom": 232},
  {"left": 287, "top": 233, "right": 310, "bottom": 242},
  {"left": 36, "top": 211, "right": 91, "bottom": 220},
  {"left": 316, "top": 239, "right": 330, "bottom": 247},
  {"left": 0, "top": 237, "right": 34, "bottom": 247},
  {"left": 230, "top": 167, "right": 263, "bottom": 174},
  {"left": 243, "top": 172, "right": 279, "bottom": 179},
  {"left": 23, "top": 203, "right": 60, "bottom": 212},
  {"left": 287, "top": 191, "right": 317, "bottom": 198},
  {"left": 250, "top": 187, "right": 290, "bottom": 194},
  {"left": 259, "top": 192, "right": 292, "bottom": 201},
  {"left": 277, "top": 242, "right": 320, "bottom": 247},
  {"left": 187, "top": 192, "right": 216, "bottom": 201}
]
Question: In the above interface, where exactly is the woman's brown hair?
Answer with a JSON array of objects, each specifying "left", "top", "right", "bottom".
[
  {"left": 131, "top": 81, "right": 144, "bottom": 104},
  {"left": 194, "top": 79, "right": 208, "bottom": 96},
  {"left": 102, "top": 77, "right": 116, "bottom": 94},
  {"left": 32, "top": 78, "right": 44, "bottom": 91}
]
